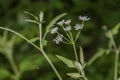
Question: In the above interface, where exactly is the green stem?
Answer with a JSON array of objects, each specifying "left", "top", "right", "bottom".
[
  {"left": 7, "top": 55, "right": 20, "bottom": 80},
  {"left": 81, "top": 70, "right": 88, "bottom": 80},
  {"left": 61, "top": 25, "right": 72, "bottom": 41},
  {"left": 76, "top": 63, "right": 88, "bottom": 80},
  {"left": 73, "top": 43, "right": 78, "bottom": 61},
  {"left": 38, "top": 23, "right": 62, "bottom": 80},
  {"left": 114, "top": 50, "right": 119, "bottom": 80},
  {"left": 41, "top": 49, "right": 63, "bottom": 80},
  {"left": 0, "top": 27, "right": 62, "bottom": 80},
  {"left": 67, "top": 31, "right": 79, "bottom": 61},
  {"left": 108, "top": 31, "right": 119, "bottom": 80},
  {"left": 68, "top": 31, "right": 74, "bottom": 42},
  {"left": 75, "top": 21, "right": 84, "bottom": 42},
  {"left": 75, "top": 31, "right": 80, "bottom": 42},
  {"left": 39, "top": 23, "right": 43, "bottom": 49}
]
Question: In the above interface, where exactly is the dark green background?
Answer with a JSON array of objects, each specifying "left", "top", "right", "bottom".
[{"left": 0, "top": 0, "right": 120, "bottom": 80}]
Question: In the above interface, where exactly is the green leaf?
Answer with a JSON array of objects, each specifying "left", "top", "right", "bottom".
[
  {"left": 0, "top": 68, "right": 11, "bottom": 79},
  {"left": 24, "top": 11, "right": 38, "bottom": 21},
  {"left": 79, "top": 46, "right": 84, "bottom": 65},
  {"left": 43, "top": 13, "right": 67, "bottom": 39},
  {"left": 25, "top": 19, "right": 39, "bottom": 24},
  {"left": 19, "top": 55, "right": 45, "bottom": 72},
  {"left": 67, "top": 72, "right": 82, "bottom": 79},
  {"left": 42, "top": 40, "right": 47, "bottom": 47},
  {"left": 112, "top": 23, "right": 120, "bottom": 35},
  {"left": 56, "top": 55, "right": 75, "bottom": 68},
  {"left": 29, "top": 37, "right": 39, "bottom": 43}
]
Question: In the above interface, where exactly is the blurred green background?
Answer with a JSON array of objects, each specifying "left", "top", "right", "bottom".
[{"left": 0, "top": 0, "right": 120, "bottom": 80}]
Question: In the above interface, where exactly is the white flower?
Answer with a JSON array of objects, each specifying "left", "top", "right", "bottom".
[
  {"left": 74, "top": 24, "right": 84, "bottom": 30},
  {"left": 78, "top": 16, "right": 90, "bottom": 21},
  {"left": 51, "top": 27, "right": 58, "bottom": 34},
  {"left": 57, "top": 19, "right": 65, "bottom": 25},
  {"left": 63, "top": 26, "right": 72, "bottom": 31},
  {"left": 64, "top": 19, "right": 71, "bottom": 25},
  {"left": 53, "top": 35, "right": 63, "bottom": 44}
]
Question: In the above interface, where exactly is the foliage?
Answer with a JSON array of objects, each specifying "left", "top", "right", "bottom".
[{"left": 0, "top": 0, "right": 120, "bottom": 80}]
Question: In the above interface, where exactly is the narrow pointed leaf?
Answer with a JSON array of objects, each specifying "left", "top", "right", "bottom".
[
  {"left": 75, "top": 31, "right": 81, "bottom": 42},
  {"left": 79, "top": 46, "right": 84, "bottom": 65},
  {"left": 56, "top": 55, "right": 75, "bottom": 68},
  {"left": 112, "top": 23, "right": 120, "bottom": 35},
  {"left": 42, "top": 40, "right": 47, "bottom": 47},
  {"left": 29, "top": 37, "right": 39, "bottom": 43},
  {"left": 25, "top": 19, "right": 39, "bottom": 24},
  {"left": 67, "top": 72, "right": 82, "bottom": 79},
  {"left": 24, "top": 11, "right": 38, "bottom": 21}
]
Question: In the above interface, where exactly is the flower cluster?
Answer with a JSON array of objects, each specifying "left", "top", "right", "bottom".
[
  {"left": 53, "top": 35, "right": 63, "bottom": 44},
  {"left": 51, "top": 15, "right": 90, "bottom": 44},
  {"left": 74, "top": 24, "right": 84, "bottom": 30},
  {"left": 51, "top": 27, "right": 58, "bottom": 34},
  {"left": 63, "top": 26, "right": 72, "bottom": 31},
  {"left": 78, "top": 15, "right": 90, "bottom": 21}
]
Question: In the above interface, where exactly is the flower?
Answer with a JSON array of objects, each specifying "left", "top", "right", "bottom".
[
  {"left": 57, "top": 19, "right": 65, "bottom": 26},
  {"left": 51, "top": 27, "right": 58, "bottom": 34},
  {"left": 53, "top": 35, "right": 63, "bottom": 44},
  {"left": 74, "top": 24, "right": 84, "bottom": 30},
  {"left": 63, "top": 26, "right": 72, "bottom": 31},
  {"left": 64, "top": 19, "right": 71, "bottom": 25},
  {"left": 78, "top": 16, "right": 90, "bottom": 21}
]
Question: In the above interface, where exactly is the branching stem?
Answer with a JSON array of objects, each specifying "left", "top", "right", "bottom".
[{"left": 0, "top": 27, "right": 62, "bottom": 80}]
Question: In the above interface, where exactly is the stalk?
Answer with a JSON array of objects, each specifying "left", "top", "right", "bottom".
[
  {"left": 73, "top": 43, "right": 78, "bottom": 61},
  {"left": 38, "top": 22, "right": 62, "bottom": 80},
  {"left": 39, "top": 23, "right": 43, "bottom": 49},
  {"left": 7, "top": 55, "right": 20, "bottom": 80},
  {"left": 108, "top": 31, "right": 119, "bottom": 80},
  {"left": 41, "top": 49, "right": 63, "bottom": 80},
  {"left": 114, "top": 50, "right": 119, "bottom": 80}
]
